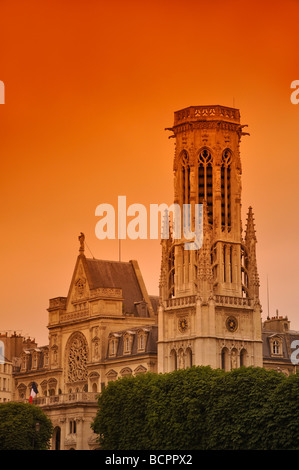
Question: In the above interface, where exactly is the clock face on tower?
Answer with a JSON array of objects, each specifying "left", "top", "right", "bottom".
[
  {"left": 178, "top": 318, "right": 188, "bottom": 333},
  {"left": 225, "top": 316, "right": 238, "bottom": 333}
]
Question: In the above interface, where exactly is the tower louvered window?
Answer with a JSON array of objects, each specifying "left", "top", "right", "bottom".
[
  {"left": 221, "top": 149, "right": 232, "bottom": 229},
  {"left": 198, "top": 149, "right": 213, "bottom": 224}
]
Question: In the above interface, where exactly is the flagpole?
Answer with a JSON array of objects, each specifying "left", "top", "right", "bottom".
[{"left": 267, "top": 275, "right": 270, "bottom": 319}]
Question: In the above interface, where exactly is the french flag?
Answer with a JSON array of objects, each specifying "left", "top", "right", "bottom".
[{"left": 29, "top": 382, "right": 38, "bottom": 404}]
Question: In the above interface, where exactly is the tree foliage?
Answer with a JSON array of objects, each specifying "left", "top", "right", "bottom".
[
  {"left": 0, "top": 402, "right": 53, "bottom": 450},
  {"left": 91, "top": 366, "right": 299, "bottom": 450}
]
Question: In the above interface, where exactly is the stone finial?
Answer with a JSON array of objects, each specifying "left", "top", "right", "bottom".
[{"left": 245, "top": 206, "right": 257, "bottom": 243}]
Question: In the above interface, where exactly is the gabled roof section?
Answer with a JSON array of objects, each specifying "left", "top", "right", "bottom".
[
  {"left": 66, "top": 255, "right": 155, "bottom": 317},
  {"left": 85, "top": 257, "right": 145, "bottom": 314}
]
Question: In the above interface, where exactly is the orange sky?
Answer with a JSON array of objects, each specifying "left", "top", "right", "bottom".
[{"left": 0, "top": 0, "right": 299, "bottom": 345}]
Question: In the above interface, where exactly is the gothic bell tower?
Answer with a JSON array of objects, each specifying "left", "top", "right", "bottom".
[{"left": 158, "top": 105, "right": 263, "bottom": 373}]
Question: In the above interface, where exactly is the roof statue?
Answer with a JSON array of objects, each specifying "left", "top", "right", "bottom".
[{"left": 78, "top": 232, "right": 85, "bottom": 254}]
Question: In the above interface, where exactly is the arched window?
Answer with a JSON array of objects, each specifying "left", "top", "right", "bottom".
[
  {"left": 240, "top": 349, "right": 247, "bottom": 367},
  {"left": 198, "top": 149, "right": 213, "bottom": 224},
  {"left": 134, "top": 365, "right": 147, "bottom": 375},
  {"left": 223, "top": 245, "right": 226, "bottom": 282},
  {"left": 177, "top": 348, "right": 184, "bottom": 369},
  {"left": 221, "top": 347, "right": 229, "bottom": 371},
  {"left": 106, "top": 369, "right": 118, "bottom": 382},
  {"left": 120, "top": 367, "right": 132, "bottom": 377},
  {"left": 221, "top": 149, "right": 232, "bottom": 229},
  {"left": 170, "top": 349, "right": 177, "bottom": 371},
  {"left": 185, "top": 348, "right": 192, "bottom": 368},
  {"left": 231, "top": 348, "right": 238, "bottom": 369},
  {"left": 223, "top": 244, "right": 233, "bottom": 283}
]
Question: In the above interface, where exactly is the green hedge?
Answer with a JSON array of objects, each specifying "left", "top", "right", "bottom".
[
  {"left": 0, "top": 402, "right": 53, "bottom": 450},
  {"left": 91, "top": 366, "right": 299, "bottom": 450}
]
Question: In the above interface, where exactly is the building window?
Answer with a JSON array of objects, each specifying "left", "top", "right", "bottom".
[
  {"left": 123, "top": 333, "right": 133, "bottom": 354},
  {"left": 124, "top": 336, "right": 130, "bottom": 353},
  {"left": 240, "top": 349, "right": 247, "bottom": 366},
  {"left": 221, "top": 347, "right": 229, "bottom": 371},
  {"left": 110, "top": 339, "right": 115, "bottom": 356},
  {"left": 185, "top": 348, "right": 192, "bottom": 368},
  {"left": 44, "top": 352, "right": 49, "bottom": 366},
  {"left": 273, "top": 340, "right": 280, "bottom": 355},
  {"left": 109, "top": 337, "right": 119, "bottom": 357},
  {"left": 170, "top": 350, "right": 177, "bottom": 371},
  {"left": 137, "top": 331, "right": 148, "bottom": 351},
  {"left": 69, "top": 419, "right": 76, "bottom": 434}
]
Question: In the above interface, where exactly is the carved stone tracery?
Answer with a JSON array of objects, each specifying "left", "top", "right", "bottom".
[{"left": 67, "top": 332, "right": 88, "bottom": 383}]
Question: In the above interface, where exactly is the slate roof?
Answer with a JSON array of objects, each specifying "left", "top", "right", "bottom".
[
  {"left": 107, "top": 325, "right": 158, "bottom": 358},
  {"left": 84, "top": 258, "right": 157, "bottom": 317}
]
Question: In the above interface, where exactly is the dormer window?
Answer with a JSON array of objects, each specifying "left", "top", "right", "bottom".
[
  {"left": 269, "top": 336, "right": 283, "bottom": 357},
  {"left": 123, "top": 332, "right": 134, "bottom": 355},
  {"left": 44, "top": 351, "right": 49, "bottom": 367},
  {"left": 273, "top": 340, "right": 280, "bottom": 355},
  {"left": 137, "top": 329, "right": 149, "bottom": 352},
  {"left": 108, "top": 335, "right": 120, "bottom": 357},
  {"left": 111, "top": 339, "right": 116, "bottom": 355}
]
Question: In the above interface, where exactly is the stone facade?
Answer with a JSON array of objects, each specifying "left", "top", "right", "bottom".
[
  {"left": 158, "top": 105, "right": 263, "bottom": 373},
  {"left": 13, "top": 239, "right": 158, "bottom": 449}
]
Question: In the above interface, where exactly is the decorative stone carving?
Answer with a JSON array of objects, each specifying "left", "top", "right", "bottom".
[
  {"left": 74, "top": 278, "right": 86, "bottom": 300},
  {"left": 67, "top": 332, "right": 88, "bottom": 383}
]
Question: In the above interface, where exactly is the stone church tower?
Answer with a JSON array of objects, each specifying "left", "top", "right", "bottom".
[{"left": 158, "top": 105, "right": 263, "bottom": 373}]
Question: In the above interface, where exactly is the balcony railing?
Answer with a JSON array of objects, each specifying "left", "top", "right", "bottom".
[
  {"left": 165, "top": 295, "right": 196, "bottom": 309},
  {"left": 18, "top": 392, "right": 98, "bottom": 407},
  {"left": 165, "top": 294, "right": 252, "bottom": 309},
  {"left": 214, "top": 295, "right": 252, "bottom": 307}
]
